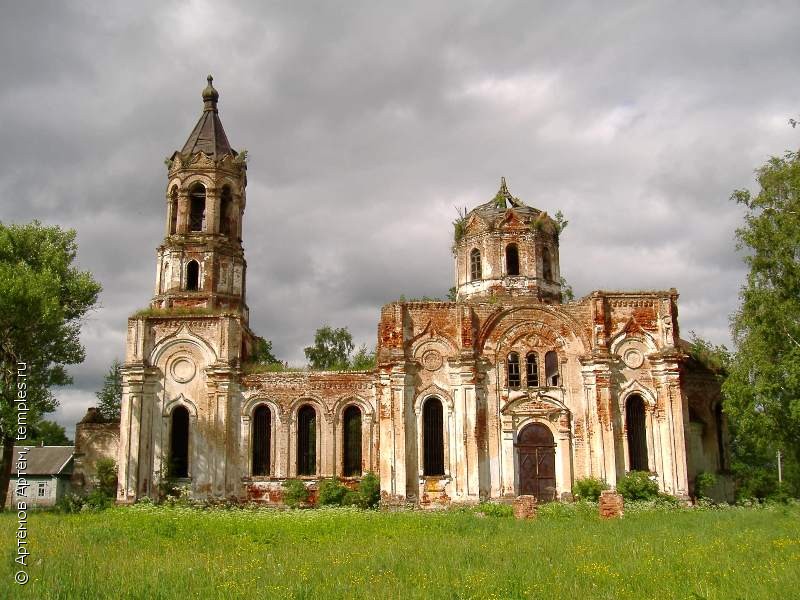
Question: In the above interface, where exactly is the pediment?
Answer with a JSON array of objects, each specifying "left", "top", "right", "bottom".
[
  {"left": 502, "top": 390, "right": 568, "bottom": 415},
  {"left": 500, "top": 209, "right": 526, "bottom": 229},
  {"left": 622, "top": 316, "right": 646, "bottom": 336},
  {"left": 189, "top": 152, "right": 214, "bottom": 168},
  {"left": 465, "top": 212, "right": 488, "bottom": 232}
]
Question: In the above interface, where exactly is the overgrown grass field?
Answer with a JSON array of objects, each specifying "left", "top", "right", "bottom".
[{"left": 2, "top": 503, "right": 798, "bottom": 599}]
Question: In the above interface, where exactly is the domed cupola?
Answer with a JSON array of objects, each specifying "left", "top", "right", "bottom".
[{"left": 453, "top": 178, "right": 561, "bottom": 303}]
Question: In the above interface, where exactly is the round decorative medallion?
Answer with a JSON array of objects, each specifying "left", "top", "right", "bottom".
[
  {"left": 170, "top": 357, "right": 196, "bottom": 383},
  {"left": 622, "top": 348, "right": 644, "bottom": 370},
  {"left": 421, "top": 350, "right": 444, "bottom": 371}
]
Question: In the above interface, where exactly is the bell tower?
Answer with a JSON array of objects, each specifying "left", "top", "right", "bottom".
[
  {"left": 153, "top": 75, "right": 249, "bottom": 320},
  {"left": 118, "top": 76, "right": 256, "bottom": 504}
]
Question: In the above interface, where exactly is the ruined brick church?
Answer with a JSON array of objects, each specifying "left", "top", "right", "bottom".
[{"left": 112, "top": 78, "right": 727, "bottom": 506}]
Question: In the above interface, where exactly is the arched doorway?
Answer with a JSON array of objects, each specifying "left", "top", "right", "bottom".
[{"left": 517, "top": 423, "right": 556, "bottom": 501}]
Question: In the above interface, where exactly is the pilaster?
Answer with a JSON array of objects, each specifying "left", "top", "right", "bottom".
[{"left": 651, "top": 354, "right": 689, "bottom": 498}]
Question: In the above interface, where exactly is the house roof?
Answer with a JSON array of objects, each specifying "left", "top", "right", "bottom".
[
  {"left": 10, "top": 446, "right": 74, "bottom": 476},
  {"left": 179, "top": 75, "right": 236, "bottom": 159}
]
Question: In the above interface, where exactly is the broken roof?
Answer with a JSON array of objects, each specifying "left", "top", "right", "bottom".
[{"left": 470, "top": 177, "right": 541, "bottom": 219}]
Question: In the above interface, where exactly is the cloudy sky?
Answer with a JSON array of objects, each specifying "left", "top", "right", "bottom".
[{"left": 2, "top": 1, "right": 799, "bottom": 436}]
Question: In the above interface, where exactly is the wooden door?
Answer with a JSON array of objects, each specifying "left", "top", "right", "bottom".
[{"left": 517, "top": 423, "right": 556, "bottom": 501}]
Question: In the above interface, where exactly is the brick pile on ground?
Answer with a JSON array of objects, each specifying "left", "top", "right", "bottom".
[
  {"left": 599, "top": 490, "right": 624, "bottom": 518},
  {"left": 513, "top": 495, "right": 538, "bottom": 519}
]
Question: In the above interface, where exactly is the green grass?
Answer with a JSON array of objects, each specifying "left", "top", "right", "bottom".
[
  {"left": 1, "top": 503, "right": 798, "bottom": 599},
  {"left": 131, "top": 306, "right": 228, "bottom": 318}
]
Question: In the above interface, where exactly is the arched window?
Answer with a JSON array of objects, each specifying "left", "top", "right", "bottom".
[
  {"left": 251, "top": 405, "right": 271, "bottom": 476},
  {"left": 507, "top": 352, "right": 521, "bottom": 388},
  {"left": 626, "top": 395, "right": 648, "bottom": 471},
  {"left": 470, "top": 248, "right": 482, "bottom": 281},
  {"left": 526, "top": 352, "right": 539, "bottom": 388},
  {"left": 189, "top": 183, "right": 206, "bottom": 232},
  {"left": 506, "top": 244, "right": 519, "bottom": 276},
  {"left": 169, "top": 187, "right": 178, "bottom": 235},
  {"left": 186, "top": 260, "right": 200, "bottom": 291},
  {"left": 297, "top": 405, "right": 316, "bottom": 476},
  {"left": 544, "top": 351, "right": 559, "bottom": 386},
  {"left": 343, "top": 405, "right": 362, "bottom": 476},
  {"left": 170, "top": 405, "right": 189, "bottom": 478},
  {"left": 542, "top": 247, "right": 552, "bottom": 281},
  {"left": 220, "top": 186, "right": 233, "bottom": 236},
  {"left": 422, "top": 397, "right": 445, "bottom": 476}
]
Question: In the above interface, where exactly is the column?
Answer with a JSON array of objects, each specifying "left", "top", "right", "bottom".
[
  {"left": 206, "top": 187, "right": 220, "bottom": 234},
  {"left": 177, "top": 190, "right": 189, "bottom": 234}
]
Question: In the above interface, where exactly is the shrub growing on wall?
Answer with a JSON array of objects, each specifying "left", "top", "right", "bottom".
[
  {"left": 282, "top": 479, "right": 309, "bottom": 508},
  {"left": 318, "top": 478, "right": 348, "bottom": 506},
  {"left": 617, "top": 471, "right": 660, "bottom": 500},
  {"left": 573, "top": 477, "right": 609, "bottom": 501},
  {"left": 358, "top": 472, "right": 381, "bottom": 509},
  {"left": 95, "top": 458, "right": 118, "bottom": 498},
  {"left": 694, "top": 472, "right": 717, "bottom": 500}
]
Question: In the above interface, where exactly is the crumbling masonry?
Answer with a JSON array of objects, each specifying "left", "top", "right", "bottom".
[{"left": 112, "top": 78, "right": 728, "bottom": 506}]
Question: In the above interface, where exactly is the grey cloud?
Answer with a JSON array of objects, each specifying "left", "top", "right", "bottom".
[{"left": 1, "top": 1, "right": 796, "bottom": 435}]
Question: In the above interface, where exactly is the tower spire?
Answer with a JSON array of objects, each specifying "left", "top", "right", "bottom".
[
  {"left": 179, "top": 75, "right": 234, "bottom": 158},
  {"left": 202, "top": 75, "right": 219, "bottom": 112}
]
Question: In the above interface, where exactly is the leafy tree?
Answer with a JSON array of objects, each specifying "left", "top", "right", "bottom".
[
  {"left": 0, "top": 221, "right": 101, "bottom": 509},
  {"left": 687, "top": 332, "right": 731, "bottom": 376},
  {"left": 304, "top": 326, "right": 354, "bottom": 370},
  {"left": 725, "top": 150, "right": 800, "bottom": 496},
  {"left": 96, "top": 359, "right": 122, "bottom": 421},
  {"left": 250, "top": 336, "right": 281, "bottom": 365},
  {"left": 559, "top": 277, "right": 575, "bottom": 303},
  {"left": 28, "top": 419, "right": 72, "bottom": 446},
  {"left": 447, "top": 286, "right": 457, "bottom": 302},
  {"left": 350, "top": 344, "right": 376, "bottom": 370}
]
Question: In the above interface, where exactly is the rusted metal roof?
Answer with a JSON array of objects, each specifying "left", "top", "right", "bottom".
[
  {"left": 10, "top": 446, "right": 74, "bottom": 476},
  {"left": 180, "top": 75, "right": 236, "bottom": 158}
]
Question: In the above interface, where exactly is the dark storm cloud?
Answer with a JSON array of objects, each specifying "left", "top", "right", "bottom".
[{"left": 2, "top": 1, "right": 799, "bottom": 436}]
